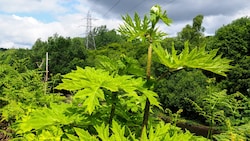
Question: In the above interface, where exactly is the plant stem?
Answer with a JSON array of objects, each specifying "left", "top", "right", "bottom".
[
  {"left": 146, "top": 43, "right": 152, "bottom": 80},
  {"left": 108, "top": 103, "right": 116, "bottom": 125},
  {"left": 207, "top": 110, "right": 214, "bottom": 139},
  {"left": 140, "top": 43, "right": 152, "bottom": 137},
  {"left": 108, "top": 93, "right": 117, "bottom": 126}
]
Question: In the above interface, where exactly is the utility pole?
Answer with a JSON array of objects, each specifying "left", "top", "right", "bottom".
[
  {"left": 45, "top": 52, "right": 49, "bottom": 82},
  {"left": 85, "top": 11, "right": 97, "bottom": 50},
  {"left": 44, "top": 52, "right": 49, "bottom": 94}
]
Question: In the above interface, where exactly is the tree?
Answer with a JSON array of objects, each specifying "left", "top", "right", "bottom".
[
  {"left": 177, "top": 15, "right": 205, "bottom": 48},
  {"left": 155, "top": 69, "right": 209, "bottom": 119},
  {"left": 93, "top": 25, "right": 124, "bottom": 49},
  {"left": 211, "top": 17, "right": 250, "bottom": 62},
  {"left": 209, "top": 17, "right": 250, "bottom": 96},
  {"left": 31, "top": 34, "right": 87, "bottom": 75}
]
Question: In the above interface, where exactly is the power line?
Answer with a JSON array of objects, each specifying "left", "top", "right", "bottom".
[
  {"left": 127, "top": 0, "right": 146, "bottom": 13},
  {"left": 103, "top": 0, "right": 121, "bottom": 17},
  {"left": 163, "top": 0, "right": 175, "bottom": 9},
  {"left": 90, "top": 0, "right": 99, "bottom": 11}
]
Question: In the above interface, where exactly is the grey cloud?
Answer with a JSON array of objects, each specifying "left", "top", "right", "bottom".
[
  {"left": 89, "top": 0, "right": 249, "bottom": 22},
  {"left": 165, "top": 0, "right": 249, "bottom": 22}
]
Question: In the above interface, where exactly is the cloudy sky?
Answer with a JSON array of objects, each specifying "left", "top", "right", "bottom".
[{"left": 0, "top": 0, "right": 249, "bottom": 49}]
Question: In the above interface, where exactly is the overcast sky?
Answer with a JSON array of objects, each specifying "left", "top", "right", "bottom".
[{"left": 0, "top": 0, "right": 249, "bottom": 49}]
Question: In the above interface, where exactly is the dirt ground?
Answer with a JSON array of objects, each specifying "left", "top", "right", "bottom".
[{"left": 0, "top": 120, "right": 11, "bottom": 141}]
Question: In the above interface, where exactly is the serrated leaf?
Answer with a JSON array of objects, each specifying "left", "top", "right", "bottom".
[
  {"left": 74, "top": 127, "right": 98, "bottom": 141},
  {"left": 110, "top": 120, "right": 128, "bottom": 141},
  {"left": 82, "top": 88, "right": 105, "bottom": 114},
  {"left": 95, "top": 123, "right": 110, "bottom": 141},
  {"left": 66, "top": 133, "right": 79, "bottom": 141},
  {"left": 140, "top": 126, "right": 148, "bottom": 141},
  {"left": 56, "top": 66, "right": 150, "bottom": 115},
  {"left": 118, "top": 13, "right": 150, "bottom": 43},
  {"left": 138, "top": 88, "right": 161, "bottom": 109},
  {"left": 15, "top": 103, "right": 83, "bottom": 134},
  {"left": 153, "top": 42, "right": 233, "bottom": 76}
]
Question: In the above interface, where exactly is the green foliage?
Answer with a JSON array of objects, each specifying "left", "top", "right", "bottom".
[
  {"left": 96, "top": 121, "right": 129, "bottom": 141},
  {"left": 118, "top": 5, "right": 171, "bottom": 43},
  {"left": 14, "top": 126, "right": 64, "bottom": 141},
  {"left": 156, "top": 70, "right": 209, "bottom": 118},
  {"left": 70, "top": 127, "right": 97, "bottom": 141},
  {"left": 0, "top": 4, "right": 245, "bottom": 141},
  {"left": 31, "top": 34, "right": 87, "bottom": 74},
  {"left": 66, "top": 120, "right": 134, "bottom": 141},
  {"left": 211, "top": 17, "right": 250, "bottom": 61},
  {"left": 65, "top": 121, "right": 208, "bottom": 141},
  {"left": 118, "top": 5, "right": 173, "bottom": 134},
  {"left": 0, "top": 64, "right": 64, "bottom": 122},
  {"left": 14, "top": 103, "right": 83, "bottom": 134},
  {"left": 213, "top": 120, "right": 250, "bottom": 141},
  {"left": 95, "top": 55, "right": 145, "bottom": 76},
  {"left": 177, "top": 15, "right": 205, "bottom": 48},
  {"left": 141, "top": 121, "right": 208, "bottom": 141},
  {"left": 208, "top": 17, "right": 250, "bottom": 96},
  {"left": 153, "top": 41, "right": 233, "bottom": 76},
  {"left": 187, "top": 89, "right": 247, "bottom": 139},
  {"left": 0, "top": 48, "right": 34, "bottom": 71},
  {"left": 93, "top": 25, "right": 124, "bottom": 48},
  {"left": 119, "top": 4, "right": 233, "bottom": 138},
  {"left": 221, "top": 55, "right": 250, "bottom": 96},
  {"left": 163, "top": 109, "right": 183, "bottom": 126},
  {"left": 56, "top": 66, "right": 160, "bottom": 114}
]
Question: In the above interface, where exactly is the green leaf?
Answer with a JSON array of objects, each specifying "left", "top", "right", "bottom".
[
  {"left": 110, "top": 120, "right": 128, "bottom": 141},
  {"left": 56, "top": 67, "right": 115, "bottom": 114},
  {"left": 37, "top": 126, "right": 63, "bottom": 141},
  {"left": 140, "top": 126, "right": 149, "bottom": 141},
  {"left": 83, "top": 88, "right": 105, "bottom": 114},
  {"left": 139, "top": 88, "right": 161, "bottom": 109},
  {"left": 95, "top": 123, "right": 110, "bottom": 141},
  {"left": 74, "top": 127, "right": 98, "bottom": 141},
  {"left": 66, "top": 133, "right": 79, "bottom": 141},
  {"left": 153, "top": 42, "right": 233, "bottom": 76},
  {"left": 139, "top": 121, "right": 205, "bottom": 141},
  {"left": 15, "top": 103, "right": 83, "bottom": 134},
  {"left": 56, "top": 66, "right": 156, "bottom": 114},
  {"left": 118, "top": 13, "right": 150, "bottom": 42}
]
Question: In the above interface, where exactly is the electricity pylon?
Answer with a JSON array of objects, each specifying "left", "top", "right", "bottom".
[{"left": 85, "top": 11, "right": 96, "bottom": 50}]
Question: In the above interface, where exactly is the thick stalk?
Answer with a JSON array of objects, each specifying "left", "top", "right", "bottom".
[
  {"left": 146, "top": 44, "right": 152, "bottom": 80},
  {"left": 140, "top": 43, "right": 152, "bottom": 137}
]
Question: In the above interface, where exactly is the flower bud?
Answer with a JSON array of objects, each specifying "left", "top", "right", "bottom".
[{"left": 150, "top": 5, "right": 160, "bottom": 15}]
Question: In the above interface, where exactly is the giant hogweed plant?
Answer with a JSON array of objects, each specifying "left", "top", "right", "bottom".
[
  {"left": 118, "top": 4, "right": 232, "bottom": 137},
  {"left": 12, "top": 5, "right": 232, "bottom": 140},
  {"left": 11, "top": 59, "right": 207, "bottom": 140}
]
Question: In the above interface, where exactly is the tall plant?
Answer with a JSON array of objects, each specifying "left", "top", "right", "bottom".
[
  {"left": 118, "top": 5, "right": 172, "bottom": 135},
  {"left": 118, "top": 4, "right": 232, "bottom": 137}
]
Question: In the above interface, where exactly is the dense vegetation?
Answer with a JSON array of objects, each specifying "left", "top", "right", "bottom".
[{"left": 0, "top": 5, "right": 250, "bottom": 141}]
